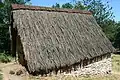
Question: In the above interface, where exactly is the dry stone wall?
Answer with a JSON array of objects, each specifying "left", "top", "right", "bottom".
[{"left": 63, "top": 58, "right": 111, "bottom": 76}]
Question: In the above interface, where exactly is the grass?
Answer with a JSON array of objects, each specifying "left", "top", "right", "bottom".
[
  {"left": 0, "top": 53, "right": 13, "bottom": 80},
  {"left": 28, "top": 74, "right": 120, "bottom": 80},
  {"left": 112, "top": 54, "right": 120, "bottom": 72}
]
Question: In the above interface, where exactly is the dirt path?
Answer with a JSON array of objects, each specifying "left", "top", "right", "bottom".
[{"left": 0, "top": 62, "right": 29, "bottom": 80}]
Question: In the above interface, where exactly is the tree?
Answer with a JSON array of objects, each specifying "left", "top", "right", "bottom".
[
  {"left": 62, "top": 3, "right": 73, "bottom": 9},
  {"left": 52, "top": 3, "right": 60, "bottom": 8},
  {"left": 102, "top": 19, "right": 117, "bottom": 42},
  {"left": 10, "top": 0, "right": 31, "bottom": 4},
  {"left": 74, "top": 0, "right": 114, "bottom": 25},
  {"left": 0, "top": 0, "right": 11, "bottom": 53},
  {"left": 0, "top": 0, "right": 31, "bottom": 54},
  {"left": 74, "top": 1, "right": 88, "bottom": 10},
  {"left": 114, "top": 21, "right": 120, "bottom": 49}
]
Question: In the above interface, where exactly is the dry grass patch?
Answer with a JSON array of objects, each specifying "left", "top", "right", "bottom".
[
  {"left": 112, "top": 54, "right": 120, "bottom": 72},
  {"left": 28, "top": 74, "right": 120, "bottom": 80}
]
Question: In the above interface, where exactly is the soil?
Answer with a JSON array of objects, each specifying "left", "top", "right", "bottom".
[{"left": 0, "top": 61, "right": 29, "bottom": 80}]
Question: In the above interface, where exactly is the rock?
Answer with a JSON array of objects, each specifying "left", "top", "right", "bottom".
[
  {"left": 16, "top": 70, "right": 23, "bottom": 76},
  {"left": 9, "top": 70, "right": 15, "bottom": 75}
]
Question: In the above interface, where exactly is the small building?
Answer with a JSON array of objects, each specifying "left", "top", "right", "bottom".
[{"left": 11, "top": 4, "right": 115, "bottom": 75}]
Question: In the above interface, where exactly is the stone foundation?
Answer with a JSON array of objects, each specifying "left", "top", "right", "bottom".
[
  {"left": 63, "top": 58, "right": 111, "bottom": 76},
  {"left": 35, "top": 54, "right": 112, "bottom": 77}
]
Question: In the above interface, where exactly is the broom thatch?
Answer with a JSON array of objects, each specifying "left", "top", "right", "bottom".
[{"left": 11, "top": 4, "right": 115, "bottom": 74}]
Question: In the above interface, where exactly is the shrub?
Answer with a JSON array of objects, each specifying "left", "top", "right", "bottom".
[{"left": 0, "top": 53, "right": 11, "bottom": 63}]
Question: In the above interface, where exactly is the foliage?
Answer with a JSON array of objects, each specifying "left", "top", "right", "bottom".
[
  {"left": 0, "top": 53, "right": 13, "bottom": 63},
  {"left": 102, "top": 20, "right": 117, "bottom": 42},
  {"left": 0, "top": 0, "right": 11, "bottom": 53},
  {"left": 0, "top": 2, "right": 4, "bottom": 8},
  {"left": 74, "top": 1, "right": 88, "bottom": 10},
  {"left": 114, "top": 21, "right": 120, "bottom": 49},
  {"left": 82, "top": 0, "right": 114, "bottom": 24},
  {"left": 52, "top": 3, "right": 60, "bottom": 8},
  {"left": 0, "top": 25, "right": 10, "bottom": 53},
  {"left": 0, "top": 0, "right": 31, "bottom": 54},
  {"left": 10, "top": 0, "right": 31, "bottom": 4},
  {"left": 62, "top": 3, "right": 73, "bottom": 9}
]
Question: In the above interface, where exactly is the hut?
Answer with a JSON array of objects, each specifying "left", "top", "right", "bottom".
[{"left": 11, "top": 4, "right": 115, "bottom": 75}]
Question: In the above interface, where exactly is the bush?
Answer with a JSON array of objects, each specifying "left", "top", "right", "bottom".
[{"left": 0, "top": 53, "right": 12, "bottom": 63}]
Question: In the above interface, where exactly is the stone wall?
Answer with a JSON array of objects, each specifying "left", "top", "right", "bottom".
[
  {"left": 36, "top": 54, "right": 112, "bottom": 76},
  {"left": 63, "top": 58, "right": 111, "bottom": 76}
]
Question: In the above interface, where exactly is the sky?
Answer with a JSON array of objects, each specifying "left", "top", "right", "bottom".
[{"left": 31, "top": 0, "right": 120, "bottom": 21}]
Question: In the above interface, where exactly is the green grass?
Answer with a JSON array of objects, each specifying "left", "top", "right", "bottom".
[{"left": 0, "top": 53, "right": 13, "bottom": 63}]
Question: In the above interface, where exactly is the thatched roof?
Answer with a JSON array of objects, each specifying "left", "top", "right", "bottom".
[{"left": 11, "top": 4, "right": 115, "bottom": 74}]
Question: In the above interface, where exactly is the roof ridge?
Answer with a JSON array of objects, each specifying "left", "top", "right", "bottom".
[{"left": 12, "top": 4, "right": 92, "bottom": 15}]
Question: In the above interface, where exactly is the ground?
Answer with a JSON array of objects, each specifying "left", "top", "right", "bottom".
[{"left": 0, "top": 54, "right": 120, "bottom": 80}]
